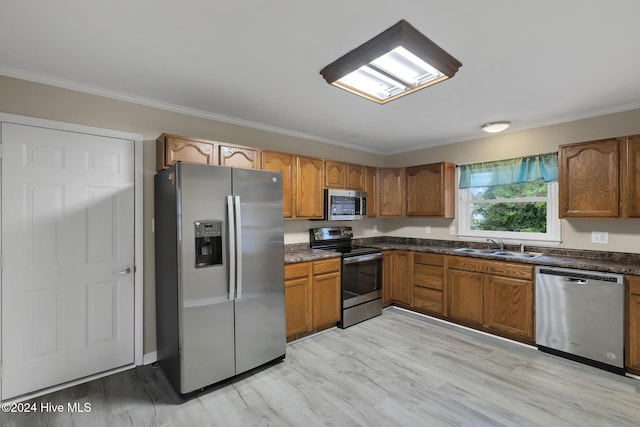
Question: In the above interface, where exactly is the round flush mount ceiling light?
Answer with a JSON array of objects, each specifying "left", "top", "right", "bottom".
[{"left": 481, "top": 121, "right": 511, "bottom": 133}]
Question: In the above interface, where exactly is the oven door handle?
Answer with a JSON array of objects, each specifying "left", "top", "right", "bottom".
[{"left": 343, "top": 253, "right": 383, "bottom": 264}]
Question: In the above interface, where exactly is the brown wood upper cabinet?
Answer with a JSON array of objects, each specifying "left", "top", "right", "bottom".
[
  {"left": 296, "top": 156, "right": 325, "bottom": 219},
  {"left": 218, "top": 144, "right": 260, "bottom": 169},
  {"left": 325, "top": 161, "right": 346, "bottom": 188},
  {"left": 559, "top": 138, "right": 620, "bottom": 218},
  {"left": 261, "top": 150, "right": 295, "bottom": 218},
  {"left": 406, "top": 162, "right": 455, "bottom": 218},
  {"left": 623, "top": 135, "right": 640, "bottom": 217},
  {"left": 156, "top": 134, "right": 217, "bottom": 170},
  {"left": 559, "top": 135, "right": 640, "bottom": 218},
  {"left": 379, "top": 168, "right": 406, "bottom": 217},
  {"left": 347, "top": 164, "right": 365, "bottom": 190},
  {"left": 156, "top": 133, "right": 259, "bottom": 171},
  {"left": 364, "top": 166, "right": 378, "bottom": 217},
  {"left": 324, "top": 161, "right": 365, "bottom": 190}
]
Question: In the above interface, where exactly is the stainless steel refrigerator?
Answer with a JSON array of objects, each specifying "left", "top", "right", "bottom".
[{"left": 154, "top": 162, "right": 286, "bottom": 395}]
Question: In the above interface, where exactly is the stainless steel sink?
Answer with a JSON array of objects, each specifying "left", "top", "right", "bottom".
[{"left": 453, "top": 247, "right": 542, "bottom": 259}]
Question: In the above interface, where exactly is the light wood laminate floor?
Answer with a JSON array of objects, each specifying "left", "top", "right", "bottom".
[{"left": 2, "top": 308, "right": 639, "bottom": 426}]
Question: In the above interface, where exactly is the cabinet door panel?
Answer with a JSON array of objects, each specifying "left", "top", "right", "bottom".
[
  {"left": 312, "top": 272, "right": 340, "bottom": 330},
  {"left": 364, "top": 167, "right": 378, "bottom": 217},
  {"left": 406, "top": 163, "right": 454, "bottom": 217},
  {"left": 392, "top": 251, "right": 412, "bottom": 305},
  {"left": 162, "top": 136, "right": 216, "bottom": 169},
  {"left": 484, "top": 275, "right": 533, "bottom": 340},
  {"left": 219, "top": 145, "right": 259, "bottom": 169},
  {"left": 624, "top": 136, "right": 640, "bottom": 218},
  {"left": 285, "top": 277, "right": 311, "bottom": 338},
  {"left": 447, "top": 269, "right": 484, "bottom": 326},
  {"left": 347, "top": 164, "right": 365, "bottom": 190},
  {"left": 379, "top": 168, "right": 406, "bottom": 217},
  {"left": 262, "top": 151, "right": 294, "bottom": 218},
  {"left": 559, "top": 139, "right": 620, "bottom": 218},
  {"left": 296, "top": 156, "right": 324, "bottom": 218},
  {"left": 325, "top": 161, "right": 346, "bottom": 188}
]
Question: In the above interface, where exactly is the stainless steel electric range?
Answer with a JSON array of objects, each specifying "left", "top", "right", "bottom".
[{"left": 309, "top": 227, "right": 383, "bottom": 328}]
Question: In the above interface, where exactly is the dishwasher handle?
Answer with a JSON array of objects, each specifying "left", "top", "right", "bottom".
[{"left": 564, "top": 277, "right": 588, "bottom": 285}]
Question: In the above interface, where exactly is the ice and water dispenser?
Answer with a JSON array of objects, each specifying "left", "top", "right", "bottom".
[{"left": 194, "top": 220, "right": 223, "bottom": 268}]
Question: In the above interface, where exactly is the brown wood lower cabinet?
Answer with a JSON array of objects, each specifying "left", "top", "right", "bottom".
[
  {"left": 484, "top": 275, "right": 533, "bottom": 339},
  {"left": 284, "top": 262, "right": 312, "bottom": 340},
  {"left": 412, "top": 253, "right": 445, "bottom": 315},
  {"left": 312, "top": 259, "right": 341, "bottom": 330},
  {"left": 627, "top": 275, "right": 640, "bottom": 374},
  {"left": 447, "top": 269, "right": 484, "bottom": 326},
  {"left": 382, "top": 251, "right": 393, "bottom": 306},
  {"left": 446, "top": 256, "right": 534, "bottom": 343},
  {"left": 284, "top": 258, "right": 341, "bottom": 341},
  {"left": 391, "top": 251, "right": 412, "bottom": 306}
]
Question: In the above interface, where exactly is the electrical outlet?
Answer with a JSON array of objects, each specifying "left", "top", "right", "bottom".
[
  {"left": 373, "top": 225, "right": 378, "bottom": 233},
  {"left": 424, "top": 226, "right": 431, "bottom": 234},
  {"left": 591, "top": 231, "right": 609, "bottom": 244},
  {"left": 449, "top": 225, "right": 456, "bottom": 235}
]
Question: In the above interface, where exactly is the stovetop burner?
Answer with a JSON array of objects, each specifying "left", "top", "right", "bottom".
[
  {"left": 309, "top": 226, "right": 380, "bottom": 257},
  {"left": 343, "top": 246, "right": 381, "bottom": 257}
]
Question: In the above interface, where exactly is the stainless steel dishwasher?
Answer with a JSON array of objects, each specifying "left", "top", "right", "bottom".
[{"left": 535, "top": 266, "right": 624, "bottom": 374}]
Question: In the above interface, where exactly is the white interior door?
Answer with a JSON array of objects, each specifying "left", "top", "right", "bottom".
[{"left": 1, "top": 121, "right": 136, "bottom": 400}]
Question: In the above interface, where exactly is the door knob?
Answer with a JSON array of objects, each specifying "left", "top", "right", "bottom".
[{"left": 115, "top": 266, "right": 132, "bottom": 276}]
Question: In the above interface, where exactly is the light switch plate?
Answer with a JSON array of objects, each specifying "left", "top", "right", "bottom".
[
  {"left": 424, "top": 226, "right": 431, "bottom": 234},
  {"left": 591, "top": 231, "right": 609, "bottom": 244},
  {"left": 373, "top": 225, "right": 378, "bottom": 233},
  {"left": 449, "top": 225, "right": 456, "bottom": 235}
]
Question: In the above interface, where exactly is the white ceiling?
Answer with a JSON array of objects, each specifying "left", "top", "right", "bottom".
[{"left": 2, "top": 1, "right": 640, "bottom": 154}]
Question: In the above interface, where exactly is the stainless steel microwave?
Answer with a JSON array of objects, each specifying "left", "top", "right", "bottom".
[{"left": 324, "top": 189, "right": 367, "bottom": 220}]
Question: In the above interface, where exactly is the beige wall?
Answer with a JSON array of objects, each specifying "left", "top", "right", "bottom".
[
  {"left": 384, "top": 109, "right": 640, "bottom": 252},
  {"left": 0, "top": 76, "right": 384, "bottom": 357},
  {"left": 3, "top": 74, "right": 640, "bottom": 358}
]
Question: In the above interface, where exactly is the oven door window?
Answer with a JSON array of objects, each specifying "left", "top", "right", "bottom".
[{"left": 342, "top": 258, "right": 381, "bottom": 300}]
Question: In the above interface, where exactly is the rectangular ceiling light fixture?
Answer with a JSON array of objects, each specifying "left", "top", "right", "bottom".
[{"left": 320, "top": 20, "right": 462, "bottom": 104}]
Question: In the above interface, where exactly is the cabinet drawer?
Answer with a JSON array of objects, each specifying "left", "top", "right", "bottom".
[
  {"left": 628, "top": 275, "right": 640, "bottom": 296},
  {"left": 447, "top": 256, "right": 533, "bottom": 280},
  {"left": 414, "top": 252, "right": 444, "bottom": 266},
  {"left": 414, "top": 287, "right": 443, "bottom": 314},
  {"left": 313, "top": 258, "right": 341, "bottom": 275},
  {"left": 285, "top": 262, "right": 311, "bottom": 280},
  {"left": 413, "top": 264, "right": 444, "bottom": 290}
]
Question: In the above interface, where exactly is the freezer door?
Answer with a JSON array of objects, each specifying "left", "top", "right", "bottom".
[
  {"left": 177, "top": 163, "right": 236, "bottom": 393},
  {"left": 232, "top": 168, "right": 286, "bottom": 374}
]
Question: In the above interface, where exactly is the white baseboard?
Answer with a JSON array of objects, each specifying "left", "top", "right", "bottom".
[{"left": 143, "top": 351, "right": 158, "bottom": 365}]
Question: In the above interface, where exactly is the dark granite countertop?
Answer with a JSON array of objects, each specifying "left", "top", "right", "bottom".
[
  {"left": 284, "top": 237, "right": 640, "bottom": 275},
  {"left": 284, "top": 243, "right": 341, "bottom": 264}
]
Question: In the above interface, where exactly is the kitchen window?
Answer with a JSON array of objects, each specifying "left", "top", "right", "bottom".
[{"left": 458, "top": 153, "right": 561, "bottom": 244}]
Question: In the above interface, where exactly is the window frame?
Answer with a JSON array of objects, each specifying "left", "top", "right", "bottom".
[{"left": 457, "top": 179, "right": 561, "bottom": 245}]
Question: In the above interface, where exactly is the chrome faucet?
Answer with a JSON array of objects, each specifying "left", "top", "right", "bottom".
[{"left": 487, "top": 238, "right": 505, "bottom": 250}]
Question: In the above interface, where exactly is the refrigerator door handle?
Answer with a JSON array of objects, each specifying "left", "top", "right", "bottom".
[
  {"left": 226, "top": 195, "right": 236, "bottom": 300},
  {"left": 234, "top": 195, "right": 243, "bottom": 299}
]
